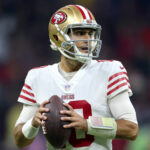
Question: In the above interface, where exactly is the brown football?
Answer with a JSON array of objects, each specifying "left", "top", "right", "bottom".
[{"left": 43, "top": 95, "right": 71, "bottom": 148}]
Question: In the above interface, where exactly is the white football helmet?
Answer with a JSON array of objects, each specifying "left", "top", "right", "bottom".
[{"left": 49, "top": 5, "right": 102, "bottom": 63}]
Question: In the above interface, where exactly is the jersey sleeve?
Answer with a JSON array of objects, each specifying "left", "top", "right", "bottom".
[
  {"left": 18, "top": 69, "right": 38, "bottom": 106},
  {"left": 107, "top": 61, "right": 132, "bottom": 99}
]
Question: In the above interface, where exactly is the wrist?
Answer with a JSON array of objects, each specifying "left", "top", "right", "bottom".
[
  {"left": 22, "top": 118, "right": 39, "bottom": 139},
  {"left": 84, "top": 119, "right": 88, "bottom": 132},
  {"left": 32, "top": 118, "right": 40, "bottom": 128},
  {"left": 87, "top": 116, "right": 117, "bottom": 139}
]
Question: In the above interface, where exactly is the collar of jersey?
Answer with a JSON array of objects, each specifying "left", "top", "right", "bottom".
[{"left": 50, "top": 61, "right": 91, "bottom": 92}]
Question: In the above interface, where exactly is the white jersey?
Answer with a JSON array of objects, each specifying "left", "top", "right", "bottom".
[{"left": 18, "top": 60, "right": 132, "bottom": 150}]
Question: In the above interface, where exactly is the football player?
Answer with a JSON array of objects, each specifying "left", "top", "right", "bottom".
[{"left": 14, "top": 4, "right": 138, "bottom": 150}]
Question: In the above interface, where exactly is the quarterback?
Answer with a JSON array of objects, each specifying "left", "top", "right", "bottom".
[{"left": 14, "top": 4, "right": 138, "bottom": 150}]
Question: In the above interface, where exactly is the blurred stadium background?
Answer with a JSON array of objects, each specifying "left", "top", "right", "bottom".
[{"left": 0, "top": 0, "right": 150, "bottom": 149}]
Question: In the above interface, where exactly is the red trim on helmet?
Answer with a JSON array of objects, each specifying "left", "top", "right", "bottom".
[
  {"left": 86, "top": 8, "right": 92, "bottom": 20},
  {"left": 74, "top": 5, "right": 86, "bottom": 19}
]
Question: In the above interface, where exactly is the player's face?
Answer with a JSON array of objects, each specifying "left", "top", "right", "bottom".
[{"left": 68, "top": 28, "right": 96, "bottom": 53}]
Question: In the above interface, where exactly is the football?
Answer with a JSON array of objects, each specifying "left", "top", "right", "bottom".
[{"left": 43, "top": 95, "right": 71, "bottom": 148}]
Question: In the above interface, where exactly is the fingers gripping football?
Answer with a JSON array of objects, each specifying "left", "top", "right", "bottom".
[
  {"left": 32, "top": 100, "right": 50, "bottom": 128},
  {"left": 60, "top": 103, "right": 88, "bottom": 132}
]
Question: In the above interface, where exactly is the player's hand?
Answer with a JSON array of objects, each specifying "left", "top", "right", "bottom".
[
  {"left": 32, "top": 100, "right": 50, "bottom": 128},
  {"left": 60, "top": 103, "right": 88, "bottom": 132}
]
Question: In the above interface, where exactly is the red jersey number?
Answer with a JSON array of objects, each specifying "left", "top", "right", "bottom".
[{"left": 68, "top": 100, "right": 94, "bottom": 147}]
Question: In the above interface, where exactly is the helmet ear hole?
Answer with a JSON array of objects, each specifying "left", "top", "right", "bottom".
[
  {"left": 67, "top": 29, "right": 71, "bottom": 35},
  {"left": 53, "top": 35, "right": 59, "bottom": 41}
]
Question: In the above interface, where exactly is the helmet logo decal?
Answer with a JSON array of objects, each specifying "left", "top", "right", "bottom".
[{"left": 51, "top": 11, "right": 67, "bottom": 24}]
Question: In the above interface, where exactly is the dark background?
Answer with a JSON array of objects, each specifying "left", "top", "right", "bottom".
[{"left": 0, "top": 0, "right": 150, "bottom": 150}]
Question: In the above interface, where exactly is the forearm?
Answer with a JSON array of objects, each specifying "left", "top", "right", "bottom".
[
  {"left": 87, "top": 117, "right": 138, "bottom": 141},
  {"left": 108, "top": 92, "right": 138, "bottom": 140},
  {"left": 115, "top": 119, "right": 138, "bottom": 140},
  {"left": 14, "top": 123, "right": 35, "bottom": 148},
  {"left": 14, "top": 102, "right": 49, "bottom": 148}
]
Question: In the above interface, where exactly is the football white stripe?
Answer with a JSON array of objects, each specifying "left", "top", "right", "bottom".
[{"left": 77, "top": 5, "right": 90, "bottom": 20}]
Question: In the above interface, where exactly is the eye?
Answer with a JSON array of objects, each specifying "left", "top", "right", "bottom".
[
  {"left": 75, "top": 31, "right": 86, "bottom": 36},
  {"left": 88, "top": 32, "right": 93, "bottom": 36}
]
